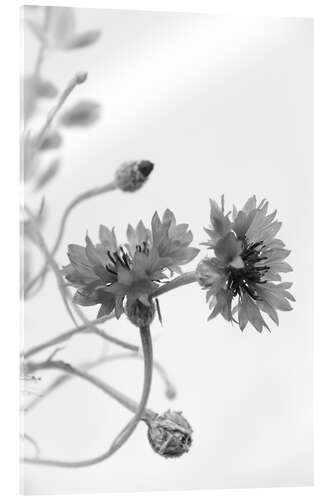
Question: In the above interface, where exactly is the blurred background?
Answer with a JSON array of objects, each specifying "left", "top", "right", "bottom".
[{"left": 22, "top": 7, "right": 313, "bottom": 494}]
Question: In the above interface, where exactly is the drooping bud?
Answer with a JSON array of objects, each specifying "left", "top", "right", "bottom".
[
  {"left": 115, "top": 160, "right": 154, "bottom": 192},
  {"left": 147, "top": 410, "right": 193, "bottom": 458},
  {"left": 125, "top": 299, "right": 155, "bottom": 328}
]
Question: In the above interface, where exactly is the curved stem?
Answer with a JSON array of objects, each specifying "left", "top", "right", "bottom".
[
  {"left": 24, "top": 206, "right": 77, "bottom": 324},
  {"left": 24, "top": 359, "right": 155, "bottom": 421},
  {"left": 51, "top": 182, "right": 117, "bottom": 257},
  {"left": 24, "top": 351, "right": 175, "bottom": 413},
  {"left": 21, "top": 433, "right": 40, "bottom": 458},
  {"left": 23, "top": 315, "right": 138, "bottom": 359},
  {"left": 35, "top": 72, "right": 88, "bottom": 150},
  {"left": 24, "top": 181, "right": 117, "bottom": 296},
  {"left": 23, "top": 325, "right": 153, "bottom": 468},
  {"left": 33, "top": 7, "right": 51, "bottom": 78},
  {"left": 150, "top": 271, "right": 197, "bottom": 299}
]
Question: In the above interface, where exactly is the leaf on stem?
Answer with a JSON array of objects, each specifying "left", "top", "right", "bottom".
[
  {"left": 35, "top": 158, "right": 61, "bottom": 190},
  {"left": 59, "top": 100, "right": 101, "bottom": 127},
  {"left": 22, "top": 131, "right": 39, "bottom": 182},
  {"left": 33, "top": 78, "right": 58, "bottom": 99},
  {"left": 47, "top": 7, "right": 76, "bottom": 49},
  {"left": 26, "top": 19, "right": 46, "bottom": 43},
  {"left": 33, "top": 7, "right": 101, "bottom": 51},
  {"left": 64, "top": 30, "right": 101, "bottom": 49},
  {"left": 40, "top": 130, "right": 63, "bottom": 151},
  {"left": 23, "top": 76, "right": 58, "bottom": 120}
]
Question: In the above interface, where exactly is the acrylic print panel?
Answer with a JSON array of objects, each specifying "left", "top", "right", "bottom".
[{"left": 21, "top": 5, "right": 313, "bottom": 495}]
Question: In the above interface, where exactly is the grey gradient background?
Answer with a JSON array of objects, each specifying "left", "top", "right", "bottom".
[{"left": 22, "top": 8, "right": 313, "bottom": 494}]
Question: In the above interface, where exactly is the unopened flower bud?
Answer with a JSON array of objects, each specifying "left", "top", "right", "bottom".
[
  {"left": 76, "top": 71, "right": 88, "bottom": 84},
  {"left": 125, "top": 299, "right": 155, "bottom": 328},
  {"left": 165, "top": 386, "right": 177, "bottom": 400},
  {"left": 115, "top": 160, "right": 154, "bottom": 192},
  {"left": 195, "top": 259, "right": 219, "bottom": 288},
  {"left": 147, "top": 410, "right": 193, "bottom": 458}
]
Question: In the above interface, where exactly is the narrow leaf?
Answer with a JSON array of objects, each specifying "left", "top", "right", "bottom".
[
  {"left": 48, "top": 7, "right": 75, "bottom": 49},
  {"left": 59, "top": 100, "right": 101, "bottom": 127},
  {"left": 35, "top": 158, "right": 61, "bottom": 190},
  {"left": 64, "top": 30, "right": 101, "bottom": 49},
  {"left": 26, "top": 20, "right": 45, "bottom": 43},
  {"left": 33, "top": 78, "right": 58, "bottom": 99},
  {"left": 40, "top": 131, "right": 62, "bottom": 151}
]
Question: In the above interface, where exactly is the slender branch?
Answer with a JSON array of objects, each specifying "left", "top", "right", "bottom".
[
  {"left": 150, "top": 271, "right": 197, "bottom": 299},
  {"left": 70, "top": 298, "right": 124, "bottom": 347},
  {"left": 24, "top": 206, "right": 77, "bottom": 325},
  {"left": 33, "top": 6, "right": 51, "bottom": 78},
  {"left": 34, "top": 71, "right": 88, "bottom": 150},
  {"left": 52, "top": 181, "right": 118, "bottom": 257},
  {"left": 24, "top": 208, "right": 132, "bottom": 350},
  {"left": 24, "top": 359, "right": 155, "bottom": 421},
  {"left": 23, "top": 227, "right": 138, "bottom": 353},
  {"left": 23, "top": 325, "right": 154, "bottom": 468},
  {"left": 24, "top": 352, "right": 175, "bottom": 413},
  {"left": 21, "top": 433, "right": 40, "bottom": 458},
  {"left": 23, "top": 315, "right": 138, "bottom": 360},
  {"left": 24, "top": 181, "right": 117, "bottom": 296},
  {"left": 102, "top": 352, "right": 176, "bottom": 399}
]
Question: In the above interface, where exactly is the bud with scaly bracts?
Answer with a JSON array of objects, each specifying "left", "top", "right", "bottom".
[
  {"left": 147, "top": 410, "right": 193, "bottom": 458},
  {"left": 115, "top": 160, "right": 154, "bottom": 192}
]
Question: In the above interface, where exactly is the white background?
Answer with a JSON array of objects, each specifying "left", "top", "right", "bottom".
[
  {"left": 21, "top": 6, "right": 313, "bottom": 495},
  {"left": 1, "top": 1, "right": 332, "bottom": 500}
]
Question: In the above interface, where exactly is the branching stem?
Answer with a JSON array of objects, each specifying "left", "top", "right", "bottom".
[
  {"left": 33, "top": 6, "right": 51, "bottom": 78},
  {"left": 150, "top": 271, "right": 197, "bottom": 299},
  {"left": 24, "top": 181, "right": 117, "bottom": 296},
  {"left": 35, "top": 71, "right": 88, "bottom": 150},
  {"left": 24, "top": 206, "right": 77, "bottom": 324},
  {"left": 23, "top": 314, "right": 138, "bottom": 360},
  {"left": 24, "top": 351, "right": 175, "bottom": 413},
  {"left": 23, "top": 325, "right": 154, "bottom": 468}
]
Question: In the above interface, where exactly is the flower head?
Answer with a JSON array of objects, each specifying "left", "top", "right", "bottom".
[
  {"left": 64, "top": 209, "right": 199, "bottom": 320},
  {"left": 147, "top": 410, "right": 193, "bottom": 458},
  {"left": 197, "top": 195, "right": 295, "bottom": 332}
]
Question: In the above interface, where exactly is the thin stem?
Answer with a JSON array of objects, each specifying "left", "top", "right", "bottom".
[
  {"left": 24, "top": 206, "right": 77, "bottom": 325},
  {"left": 34, "top": 71, "right": 88, "bottom": 150},
  {"left": 33, "top": 7, "right": 51, "bottom": 78},
  {"left": 23, "top": 325, "right": 154, "bottom": 468},
  {"left": 24, "top": 352, "right": 175, "bottom": 413},
  {"left": 23, "top": 315, "right": 138, "bottom": 359},
  {"left": 69, "top": 298, "right": 129, "bottom": 350},
  {"left": 52, "top": 182, "right": 117, "bottom": 258},
  {"left": 21, "top": 433, "right": 40, "bottom": 458},
  {"left": 150, "top": 271, "right": 197, "bottom": 299},
  {"left": 24, "top": 181, "right": 117, "bottom": 296},
  {"left": 104, "top": 353, "right": 176, "bottom": 399},
  {"left": 25, "top": 359, "right": 155, "bottom": 421}
]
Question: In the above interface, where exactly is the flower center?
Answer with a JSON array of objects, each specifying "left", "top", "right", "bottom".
[
  {"left": 226, "top": 240, "right": 270, "bottom": 300},
  {"left": 105, "top": 247, "right": 132, "bottom": 275},
  {"left": 105, "top": 242, "right": 149, "bottom": 276}
]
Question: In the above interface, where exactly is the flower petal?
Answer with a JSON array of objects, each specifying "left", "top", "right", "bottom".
[
  {"left": 99, "top": 225, "right": 118, "bottom": 252},
  {"left": 214, "top": 232, "right": 242, "bottom": 265},
  {"left": 97, "top": 297, "right": 115, "bottom": 318}
]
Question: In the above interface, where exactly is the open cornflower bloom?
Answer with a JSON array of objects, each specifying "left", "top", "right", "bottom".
[
  {"left": 64, "top": 209, "right": 199, "bottom": 320},
  {"left": 196, "top": 195, "right": 295, "bottom": 332},
  {"left": 21, "top": 5, "right": 303, "bottom": 478}
]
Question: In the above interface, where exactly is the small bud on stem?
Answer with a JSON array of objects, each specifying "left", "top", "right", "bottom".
[
  {"left": 75, "top": 71, "right": 88, "bottom": 84},
  {"left": 125, "top": 299, "right": 155, "bottom": 328},
  {"left": 147, "top": 410, "right": 193, "bottom": 458},
  {"left": 115, "top": 160, "right": 154, "bottom": 192}
]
